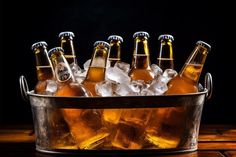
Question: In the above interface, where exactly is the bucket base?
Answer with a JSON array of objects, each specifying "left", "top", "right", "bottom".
[{"left": 36, "top": 147, "right": 197, "bottom": 156}]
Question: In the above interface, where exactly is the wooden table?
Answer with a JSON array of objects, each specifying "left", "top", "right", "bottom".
[{"left": 0, "top": 124, "right": 235, "bottom": 157}]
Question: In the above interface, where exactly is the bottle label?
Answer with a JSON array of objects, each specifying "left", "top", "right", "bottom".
[{"left": 55, "top": 62, "right": 71, "bottom": 82}]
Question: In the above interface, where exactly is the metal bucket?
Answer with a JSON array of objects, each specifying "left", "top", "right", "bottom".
[{"left": 19, "top": 73, "right": 212, "bottom": 155}]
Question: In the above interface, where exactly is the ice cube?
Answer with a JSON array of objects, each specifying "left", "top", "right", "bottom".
[
  {"left": 115, "top": 83, "right": 137, "bottom": 96},
  {"left": 114, "top": 61, "right": 130, "bottom": 73},
  {"left": 106, "top": 66, "right": 131, "bottom": 84},
  {"left": 111, "top": 121, "right": 144, "bottom": 149},
  {"left": 163, "top": 69, "right": 178, "bottom": 81},
  {"left": 74, "top": 69, "right": 87, "bottom": 84},
  {"left": 129, "top": 80, "right": 147, "bottom": 93},
  {"left": 150, "top": 64, "right": 163, "bottom": 77},
  {"left": 71, "top": 63, "right": 82, "bottom": 77},
  {"left": 45, "top": 80, "right": 58, "bottom": 95},
  {"left": 102, "top": 109, "right": 123, "bottom": 125},
  {"left": 95, "top": 80, "right": 116, "bottom": 96},
  {"left": 148, "top": 76, "right": 168, "bottom": 95},
  {"left": 140, "top": 88, "right": 155, "bottom": 96}
]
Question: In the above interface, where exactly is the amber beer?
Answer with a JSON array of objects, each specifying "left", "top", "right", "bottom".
[
  {"left": 59, "top": 31, "right": 77, "bottom": 66},
  {"left": 82, "top": 41, "right": 110, "bottom": 96},
  {"left": 145, "top": 41, "right": 211, "bottom": 148},
  {"left": 166, "top": 41, "right": 210, "bottom": 94},
  {"left": 49, "top": 47, "right": 110, "bottom": 149},
  {"left": 111, "top": 31, "right": 154, "bottom": 149},
  {"left": 31, "top": 41, "right": 55, "bottom": 94},
  {"left": 129, "top": 31, "right": 155, "bottom": 82},
  {"left": 157, "top": 34, "right": 174, "bottom": 70},
  {"left": 108, "top": 35, "right": 123, "bottom": 67}
]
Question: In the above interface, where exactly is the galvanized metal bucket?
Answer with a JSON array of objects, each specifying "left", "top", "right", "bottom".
[{"left": 19, "top": 73, "right": 212, "bottom": 155}]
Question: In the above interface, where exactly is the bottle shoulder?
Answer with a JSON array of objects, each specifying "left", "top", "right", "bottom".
[
  {"left": 166, "top": 75, "right": 198, "bottom": 94},
  {"left": 129, "top": 68, "right": 154, "bottom": 83},
  {"left": 56, "top": 82, "right": 91, "bottom": 97}
]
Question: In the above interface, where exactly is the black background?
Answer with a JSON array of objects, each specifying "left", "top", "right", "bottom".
[{"left": 0, "top": 0, "right": 235, "bottom": 125}]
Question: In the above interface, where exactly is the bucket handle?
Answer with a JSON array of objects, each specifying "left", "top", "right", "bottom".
[
  {"left": 19, "top": 75, "right": 29, "bottom": 102},
  {"left": 204, "top": 72, "right": 213, "bottom": 100}
]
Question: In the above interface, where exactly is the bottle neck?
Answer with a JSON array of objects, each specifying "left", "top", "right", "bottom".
[
  {"left": 158, "top": 39, "right": 174, "bottom": 70},
  {"left": 50, "top": 52, "right": 75, "bottom": 83},
  {"left": 179, "top": 45, "right": 208, "bottom": 84},
  {"left": 85, "top": 46, "right": 109, "bottom": 82},
  {"left": 34, "top": 47, "right": 55, "bottom": 81},
  {"left": 132, "top": 37, "right": 151, "bottom": 69},
  {"left": 109, "top": 40, "right": 121, "bottom": 66},
  {"left": 60, "top": 37, "right": 77, "bottom": 65}
]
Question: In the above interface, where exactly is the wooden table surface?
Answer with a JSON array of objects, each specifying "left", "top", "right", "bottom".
[{"left": 0, "top": 124, "right": 235, "bottom": 157}]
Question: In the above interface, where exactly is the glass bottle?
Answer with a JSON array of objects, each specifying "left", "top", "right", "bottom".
[
  {"left": 107, "top": 35, "right": 123, "bottom": 67},
  {"left": 49, "top": 47, "right": 109, "bottom": 149},
  {"left": 111, "top": 32, "right": 154, "bottom": 149},
  {"left": 157, "top": 34, "right": 174, "bottom": 70},
  {"left": 102, "top": 36, "right": 124, "bottom": 130},
  {"left": 48, "top": 47, "right": 89, "bottom": 96},
  {"left": 145, "top": 41, "right": 211, "bottom": 149},
  {"left": 166, "top": 40, "right": 211, "bottom": 94},
  {"left": 82, "top": 41, "right": 110, "bottom": 96},
  {"left": 31, "top": 41, "right": 55, "bottom": 95},
  {"left": 59, "top": 31, "right": 77, "bottom": 65},
  {"left": 59, "top": 31, "right": 81, "bottom": 74},
  {"left": 129, "top": 31, "right": 155, "bottom": 83}
]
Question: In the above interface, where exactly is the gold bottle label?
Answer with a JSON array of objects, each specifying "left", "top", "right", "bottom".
[{"left": 55, "top": 62, "right": 71, "bottom": 82}]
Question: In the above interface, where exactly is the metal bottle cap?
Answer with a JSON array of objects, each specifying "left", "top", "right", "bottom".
[
  {"left": 48, "top": 47, "right": 64, "bottom": 57},
  {"left": 158, "top": 34, "right": 174, "bottom": 41},
  {"left": 133, "top": 31, "right": 150, "bottom": 38},
  {"left": 196, "top": 40, "right": 211, "bottom": 51},
  {"left": 94, "top": 41, "right": 110, "bottom": 49},
  {"left": 31, "top": 41, "right": 48, "bottom": 51},
  {"left": 107, "top": 35, "right": 123, "bottom": 43},
  {"left": 58, "top": 31, "right": 75, "bottom": 38}
]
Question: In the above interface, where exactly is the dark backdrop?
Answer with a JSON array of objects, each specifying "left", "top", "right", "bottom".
[{"left": 0, "top": 0, "right": 235, "bottom": 125}]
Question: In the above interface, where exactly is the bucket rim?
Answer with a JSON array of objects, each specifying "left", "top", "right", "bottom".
[
  {"left": 27, "top": 89, "right": 208, "bottom": 99},
  {"left": 27, "top": 89, "right": 207, "bottom": 109}
]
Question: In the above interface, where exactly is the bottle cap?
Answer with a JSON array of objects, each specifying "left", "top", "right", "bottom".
[
  {"left": 31, "top": 41, "right": 47, "bottom": 50},
  {"left": 196, "top": 40, "right": 211, "bottom": 51},
  {"left": 158, "top": 34, "right": 174, "bottom": 41},
  {"left": 48, "top": 47, "right": 64, "bottom": 57},
  {"left": 94, "top": 41, "right": 110, "bottom": 49},
  {"left": 58, "top": 31, "right": 75, "bottom": 38},
  {"left": 133, "top": 31, "right": 150, "bottom": 38},
  {"left": 108, "top": 35, "right": 123, "bottom": 43}
]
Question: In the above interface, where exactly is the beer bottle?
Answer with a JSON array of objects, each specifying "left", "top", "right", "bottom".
[
  {"left": 111, "top": 32, "right": 154, "bottom": 149},
  {"left": 157, "top": 34, "right": 174, "bottom": 70},
  {"left": 107, "top": 35, "right": 123, "bottom": 67},
  {"left": 32, "top": 41, "right": 55, "bottom": 94},
  {"left": 82, "top": 41, "right": 110, "bottom": 96},
  {"left": 59, "top": 31, "right": 77, "bottom": 65},
  {"left": 48, "top": 47, "right": 90, "bottom": 125},
  {"left": 166, "top": 40, "right": 211, "bottom": 94},
  {"left": 129, "top": 31, "right": 155, "bottom": 83},
  {"left": 145, "top": 41, "right": 211, "bottom": 149},
  {"left": 102, "top": 36, "right": 123, "bottom": 129},
  {"left": 48, "top": 47, "right": 109, "bottom": 149},
  {"left": 59, "top": 31, "right": 81, "bottom": 73}
]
